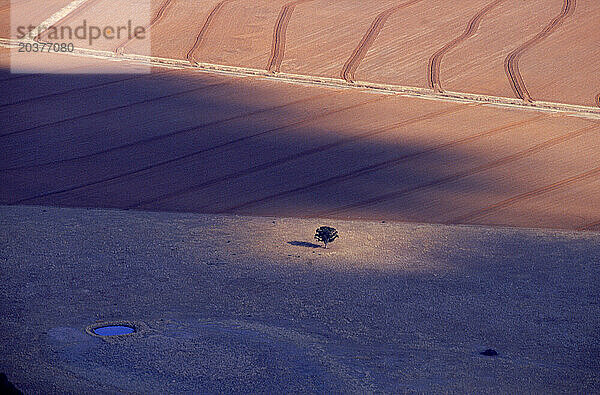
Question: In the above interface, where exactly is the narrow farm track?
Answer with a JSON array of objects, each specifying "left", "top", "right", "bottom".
[
  {"left": 220, "top": 115, "right": 544, "bottom": 213},
  {"left": 0, "top": 78, "right": 227, "bottom": 138},
  {"left": 1, "top": 92, "right": 334, "bottom": 172},
  {"left": 115, "top": 0, "right": 174, "bottom": 54},
  {"left": 323, "top": 123, "right": 598, "bottom": 216},
  {"left": 129, "top": 104, "right": 465, "bottom": 209},
  {"left": 2, "top": 39, "right": 599, "bottom": 119},
  {"left": 341, "top": 0, "right": 423, "bottom": 83},
  {"left": 13, "top": 96, "right": 385, "bottom": 204},
  {"left": 504, "top": 0, "right": 576, "bottom": 102},
  {"left": 35, "top": 0, "right": 100, "bottom": 42},
  {"left": 427, "top": 0, "right": 506, "bottom": 92},
  {"left": 266, "top": 0, "right": 314, "bottom": 73},
  {"left": 451, "top": 165, "right": 600, "bottom": 224},
  {"left": 186, "top": 0, "right": 236, "bottom": 65},
  {"left": 0, "top": 69, "right": 175, "bottom": 109},
  {"left": 579, "top": 219, "right": 600, "bottom": 231}
]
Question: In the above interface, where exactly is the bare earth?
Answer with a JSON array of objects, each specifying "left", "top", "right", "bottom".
[
  {"left": 1, "top": 49, "right": 599, "bottom": 231},
  {"left": 1, "top": 1, "right": 599, "bottom": 392},
  {"left": 1, "top": 205, "right": 599, "bottom": 393}
]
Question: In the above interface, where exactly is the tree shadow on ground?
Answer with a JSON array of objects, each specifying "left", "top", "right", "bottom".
[{"left": 288, "top": 241, "right": 322, "bottom": 248}]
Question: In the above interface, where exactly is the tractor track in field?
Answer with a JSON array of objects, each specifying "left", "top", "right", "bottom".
[
  {"left": 1, "top": 39, "right": 599, "bottom": 119},
  {"left": 322, "top": 123, "right": 598, "bottom": 216},
  {"left": 504, "top": 0, "right": 576, "bottom": 102},
  {"left": 35, "top": 0, "right": 100, "bottom": 42},
  {"left": 186, "top": 0, "right": 236, "bottom": 65},
  {"left": 219, "top": 115, "right": 544, "bottom": 213},
  {"left": 1, "top": 91, "right": 333, "bottom": 172},
  {"left": 341, "top": 0, "right": 423, "bottom": 83},
  {"left": 266, "top": 0, "right": 314, "bottom": 73},
  {"left": 579, "top": 219, "right": 600, "bottom": 231},
  {"left": 115, "top": 0, "right": 175, "bottom": 54},
  {"left": 13, "top": 95, "right": 386, "bottom": 205},
  {"left": 128, "top": 104, "right": 465, "bottom": 209},
  {"left": 0, "top": 77, "right": 226, "bottom": 139},
  {"left": 427, "top": 0, "right": 506, "bottom": 92},
  {"left": 451, "top": 165, "right": 600, "bottom": 224},
  {"left": 0, "top": 69, "right": 175, "bottom": 109}
]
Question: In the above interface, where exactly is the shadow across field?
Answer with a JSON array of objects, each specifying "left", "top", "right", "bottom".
[{"left": 0, "top": 59, "right": 592, "bottom": 229}]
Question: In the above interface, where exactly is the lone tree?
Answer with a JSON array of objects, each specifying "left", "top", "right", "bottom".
[{"left": 314, "top": 226, "right": 338, "bottom": 248}]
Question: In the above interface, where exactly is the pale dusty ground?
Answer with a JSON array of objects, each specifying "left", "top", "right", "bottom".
[{"left": 1, "top": 205, "right": 599, "bottom": 393}]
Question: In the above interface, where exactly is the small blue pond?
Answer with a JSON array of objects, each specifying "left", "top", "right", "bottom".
[{"left": 93, "top": 325, "right": 135, "bottom": 336}]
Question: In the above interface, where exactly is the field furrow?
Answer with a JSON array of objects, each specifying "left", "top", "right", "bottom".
[
  {"left": 341, "top": 0, "right": 423, "bottom": 83},
  {"left": 323, "top": 124, "right": 597, "bottom": 215},
  {"left": 220, "top": 115, "right": 543, "bottom": 213},
  {"left": 452, "top": 165, "right": 600, "bottom": 224},
  {"left": 115, "top": 0, "right": 174, "bottom": 54},
  {"left": 427, "top": 0, "right": 506, "bottom": 92},
  {"left": 504, "top": 0, "right": 576, "bottom": 101},
  {"left": 267, "top": 0, "right": 314, "bottom": 73}
]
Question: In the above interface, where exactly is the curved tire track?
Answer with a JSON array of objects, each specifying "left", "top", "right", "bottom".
[
  {"left": 504, "top": 0, "right": 576, "bottom": 102},
  {"left": 186, "top": 0, "right": 236, "bottom": 65},
  {"left": 219, "top": 115, "right": 544, "bottom": 213},
  {"left": 323, "top": 123, "right": 597, "bottom": 216},
  {"left": 452, "top": 165, "right": 600, "bottom": 224},
  {"left": 115, "top": 0, "right": 174, "bottom": 55},
  {"left": 578, "top": 219, "right": 600, "bottom": 231},
  {"left": 341, "top": 0, "right": 423, "bottom": 83},
  {"left": 13, "top": 95, "right": 386, "bottom": 205},
  {"left": 428, "top": 0, "right": 506, "bottom": 92},
  {"left": 266, "top": 0, "right": 314, "bottom": 73}
]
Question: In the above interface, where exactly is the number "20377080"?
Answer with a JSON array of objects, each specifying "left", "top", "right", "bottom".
[{"left": 18, "top": 42, "right": 74, "bottom": 53}]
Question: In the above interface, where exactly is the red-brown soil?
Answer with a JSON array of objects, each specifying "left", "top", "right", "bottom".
[{"left": 2, "top": 50, "right": 599, "bottom": 231}]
